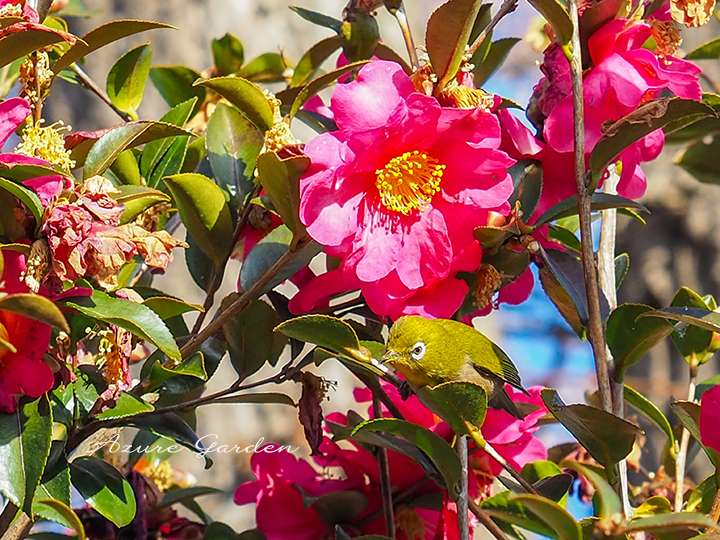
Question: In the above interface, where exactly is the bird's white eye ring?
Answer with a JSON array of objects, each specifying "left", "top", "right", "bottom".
[{"left": 410, "top": 341, "right": 426, "bottom": 361}]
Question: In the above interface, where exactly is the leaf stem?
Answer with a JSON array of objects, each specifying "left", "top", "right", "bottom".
[
  {"left": 469, "top": 500, "right": 510, "bottom": 540},
  {"left": 373, "top": 395, "right": 396, "bottom": 538},
  {"left": 710, "top": 481, "right": 720, "bottom": 523},
  {"left": 674, "top": 362, "right": 698, "bottom": 511},
  {"left": 0, "top": 502, "right": 18, "bottom": 537},
  {"left": 457, "top": 435, "right": 470, "bottom": 540},
  {"left": 70, "top": 64, "right": 133, "bottom": 122},
  {"left": 564, "top": 0, "right": 613, "bottom": 414},
  {"left": 390, "top": 3, "right": 419, "bottom": 69},
  {"left": 467, "top": 0, "right": 518, "bottom": 57}
]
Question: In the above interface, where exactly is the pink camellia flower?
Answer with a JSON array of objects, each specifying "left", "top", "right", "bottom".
[
  {"left": 294, "top": 59, "right": 515, "bottom": 320},
  {"left": 700, "top": 385, "right": 720, "bottom": 454},
  {"left": 508, "top": 18, "right": 701, "bottom": 216},
  {"left": 0, "top": 248, "right": 53, "bottom": 412}
]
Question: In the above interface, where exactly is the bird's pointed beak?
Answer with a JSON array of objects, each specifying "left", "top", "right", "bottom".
[{"left": 381, "top": 350, "right": 399, "bottom": 365}]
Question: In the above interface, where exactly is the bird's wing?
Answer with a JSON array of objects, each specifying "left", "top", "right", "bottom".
[{"left": 491, "top": 342, "right": 525, "bottom": 392}]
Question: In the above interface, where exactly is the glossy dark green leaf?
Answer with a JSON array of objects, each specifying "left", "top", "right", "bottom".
[
  {"left": 562, "top": 461, "right": 621, "bottom": 521},
  {"left": 473, "top": 37, "right": 520, "bottom": 86},
  {"left": 197, "top": 76, "right": 274, "bottom": 131},
  {"left": 0, "top": 177, "right": 43, "bottom": 224},
  {"left": 53, "top": 19, "right": 171, "bottom": 72},
  {"left": 615, "top": 252, "right": 630, "bottom": 289},
  {"left": 425, "top": 0, "right": 483, "bottom": 88},
  {"left": 607, "top": 303, "right": 673, "bottom": 378},
  {"left": 421, "top": 381, "right": 489, "bottom": 436},
  {"left": 535, "top": 193, "right": 648, "bottom": 226},
  {"left": 527, "top": 0, "right": 572, "bottom": 43},
  {"left": 352, "top": 418, "right": 462, "bottom": 499},
  {"left": 33, "top": 498, "right": 86, "bottom": 539},
  {"left": 590, "top": 98, "right": 717, "bottom": 186},
  {"left": 482, "top": 490, "right": 556, "bottom": 536},
  {"left": 625, "top": 513, "right": 719, "bottom": 535},
  {"left": 541, "top": 389, "right": 641, "bottom": 468},
  {"left": 113, "top": 184, "right": 171, "bottom": 224},
  {"left": 33, "top": 457, "right": 71, "bottom": 527},
  {"left": 276, "top": 314, "right": 360, "bottom": 357},
  {"left": 289, "top": 5, "right": 342, "bottom": 32},
  {"left": 291, "top": 35, "right": 342, "bottom": 87},
  {"left": 0, "top": 161, "right": 68, "bottom": 182},
  {"left": 123, "top": 413, "right": 207, "bottom": 458},
  {"left": 257, "top": 152, "right": 309, "bottom": 246},
  {"left": 685, "top": 38, "right": 720, "bottom": 60},
  {"left": 70, "top": 457, "right": 136, "bottom": 527},
  {"left": 94, "top": 393, "right": 154, "bottom": 420},
  {"left": 64, "top": 289, "right": 180, "bottom": 361},
  {"left": 241, "top": 52, "right": 288, "bottom": 83},
  {"left": 671, "top": 400, "right": 702, "bottom": 442},
  {"left": 239, "top": 225, "right": 321, "bottom": 293},
  {"left": 106, "top": 42, "right": 152, "bottom": 115},
  {"left": 0, "top": 27, "right": 72, "bottom": 69},
  {"left": 142, "top": 352, "right": 207, "bottom": 392},
  {"left": 0, "top": 293, "right": 69, "bottom": 332},
  {"left": 163, "top": 173, "right": 234, "bottom": 264},
  {"left": 675, "top": 135, "right": 720, "bottom": 184},
  {"left": 0, "top": 397, "right": 52, "bottom": 514},
  {"left": 539, "top": 265, "right": 584, "bottom": 336},
  {"left": 510, "top": 494, "right": 581, "bottom": 540},
  {"left": 222, "top": 297, "right": 287, "bottom": 379},
  {"left": 83, "top": 121, "right": 193, "bottom": 178},
  {"left": 143, "top": 296, "right": 202, "bottom": 320},
  {"left": 212, "top": 33, "right": 244, "bottom": 75},
  {"left": 109, "top": 149, "right": 142, "bottom": 185},
  {"left": 160, "top": 486, "right": 223, "bottom": 507},
  {"left": 289, "top": 60, "right": 367, "bottom": 119},
  {"left": 624, "top": 385, "right": 676, "bottom": 453},
  {"left": 206, "top": 102, "right": 263, "bottom": 206},
  {"left": 150, "top": 65, "right": 205, "bottom": 114},
  {"left": 211, "top": 392, "right": 295, "bottom": 407}
]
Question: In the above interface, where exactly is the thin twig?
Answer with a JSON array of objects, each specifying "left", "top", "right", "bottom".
[
  {"left": 469, "top": 500, "right": 510, "bottom": 540},
  {"left": 710, "top": 482, "right": 720, "bottom": 523},
  {"left": 675, "top": 362, "right": 698, "bottom": 511},
  {"left": 391, "top": 3, "right": 419, "bottom": 70},
  {"left": 467, "top": 0, "right": 519, "bottom": 56},
  {"left": 373, "top": 395, "right": 396, "bottom": 538},
  {"left": 180, "top": 237, "right": 310, "bottom": 358},
  {"left": 564, "top": 0, "right": 614, "bottom": 414},
  {"left": 70, "top": 64, "right": 133, "bottom": 122},
  {"left": 457, "top": 435, "right": 470, "bottom": 540},
  {"left": 0, "top": 502, "right": 18, "bottom": 538}
]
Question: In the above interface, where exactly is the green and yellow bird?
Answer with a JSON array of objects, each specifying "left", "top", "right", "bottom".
[{"left": 383, "top": 315, "right": 528, "bottom": 418}]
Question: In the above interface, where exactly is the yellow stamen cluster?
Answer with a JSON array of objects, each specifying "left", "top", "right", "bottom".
[
  {"left": 143, "top": 459, "right": 175, "bottom": 492},
  {"left": 16, "top": 121, "right": 75, "bottom": 172},
  {"left": 472, "top": 263, "right": 503, "bottom": 310},
  {"left": 670, "top": 0, "right": 715, "bottom": 26},
  {"left": 0, "top": 4, "right": 22, "bottom": 17},
  {"left": 375, "top": 150, "right": 445, "bottom": 215},
  {"left": 395, "top": 506, "right": 425, "bottom": 540},
  {"left": 651, "top": 20, "right": 683, "bottom": 56},
  {"left": 262, "top": 93, "right": 299, "bottom": 154},
  {"left": 19, "top": 51, "right": 53, "bottom": 105},
  {"left": 439, "top": 83, "right": 496, "bottom": 110},
  {"left": 97, "top": 327, "right": 131, "bottom": 386}
]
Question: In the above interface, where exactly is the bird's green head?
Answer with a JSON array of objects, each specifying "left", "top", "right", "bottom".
[{"left": 383, "top": 315, "right": 447, "bottom": 386}]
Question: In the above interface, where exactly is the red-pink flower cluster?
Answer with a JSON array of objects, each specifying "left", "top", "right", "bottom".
[{"left": 234, "top": 382, "right": 547, "bottom": 539}]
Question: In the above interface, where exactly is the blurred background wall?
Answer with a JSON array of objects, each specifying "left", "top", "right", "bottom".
[{"left": 45, "top": 0, "right": 720, "bottom": 532}]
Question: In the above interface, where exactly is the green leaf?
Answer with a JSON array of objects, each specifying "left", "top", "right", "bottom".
[
  {"left": 0, "top": 161, "right": 69, "bottom": 182},
  {"left": 482, "top": 491, "right": 556, "bottom": 536},
  {"left": 53, "top": 19, "right": 173, "bottom": 73},
  {"left": 670, "top": 287, "right": 715, "bottom": 361},
  {"left": 197, "top": 76, "right": 274, "bottom": 131},
  {"left": 32, "top": 499, "right": 86, "bottom": 540},
  {"left": 685, "top": 38, "right": 720, "bottom": 60},
  {"left": 212, "top": 33, "right": 244, "bottom": 75},
  {"left": 94, "top": 393, "right": 154, "bottom": 420},
  {"left": 425, "top": 0, "right": 483, "bottom": 89},
  {"left": 420, "top": 381, "right": 489, "bottom": 436},
  {"left": 527, "top": 0, "right": 573, "bottom": 44},
  {"left": 106, "top": 42, "right": 152, "bottom": 115},
  {"left": 352, "top": 418, "right": 462, "bottom": 499},
  {"left": 562, "top": 461, "right": 621, "bottom": 522},
  {"left": 70, "top": 457, "right": 136, "bottom": 527},
  {"left": 239, "top": 225, "right": 321, "bottom": 293},
  {"left": 606, "top": 303, "right": 673, "bottom": 378},
  {"left": 142, "top": 352, "right": 207, "bottom": 392},
  {"left": 640, "top": 308, "right": 720, "bottom": 353},
  {"left": 624, "top": 385, "right": 676, "bottom": 454},
  {"left": 257, "top": 152, "right": 309, "bottom": 246},
  {"left": 222, "top": 297, "right": 286, "bottom": 380},
  {"left": 212, "top": 392, "right": 295, "bottom": 407},
  {"left": 241, "top": 53, "right": 288, "bottom": 83},
  {"left": 289, "top": 60, "right": 368, "bottom": 119},
  {"left": 541, "top": 389, "right": 641, "bottom": 469},
  {"left": 275, "top": 314, "right": 361, "bottom": 358},
  {"left": 473, "top": 37, "right": 520, "bottom": 86},
  {"left": 535, "top": 193, "right": 648, "bottom": 226},
  {"left": 160, "top": 486, "right": 223, "bottom": 507},
  {"left": 113, "top": 184, "right": 171, "bottom": 224},
  {"left": 590, "top": 98, "right": 717, "bottom": 186},
  {"left": 671, "top": 400, "right": 702, "bottom": 443},
  {"left": 0, "top": 397, "right": 52, "bottom": 514},
  {"left": 0, "top": 27, "right": 71, "bottom": 69},
  {"left": 64, "top": 289, "right": 181, "bottom": 361},
  {"left": 634, "top": 495, "right": 672, "bottom": 516},
  {"left": 110, "top": 149, "right": 142, "bottom": 185},
  {"left": 143, "top": 296, "right": 202, "bottom": 320},
  {"left": 510, "top": 494, "right": 581, "bottom": 540},
  {"left": 675, "top": 135, "right": 720, "bottom": 184},
  {"left": 615, "top": 253, "right": 630, "bottom": 289},
  {"left": 84, "top": 121, "right": 194, "bottom": 179},
  {"left": 0, "top": 293, "right": 69, "bottom": 332},
  {"left": 291, "top": 35, "right": 343, "bottom": 87},
  {"left": 205, "top": 102, "right": 263, "bottom": 206},
  {"left": 0, "top": 177, "right": 43, "bottom": 225},
  {"left": 32, "top": 457, "right": 71, "bottom": 527},
  {"left": 123, "top": 413, "right": 208, "bottom": 460},
  {"left": 163, "top": 173, "right": 234, "bottom": 264},
  {"left": 579, "top": 0, "right": 625, "bottom": 38},
  {"left": 539, "top": 265, "right": 584, "bottom": 336},
  {"left": 625, "top": 513, "right": 720, "bottom": 535},
  {"left": 289, "top": 6, "right": 342, "bottom": 32},
  {"left": 150, "top": 65, "right": 205, "bottom": 114}
]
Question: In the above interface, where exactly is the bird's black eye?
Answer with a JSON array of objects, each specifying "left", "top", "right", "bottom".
[{"left": 410, "top": 341, "right": 426, "bottom": 361}]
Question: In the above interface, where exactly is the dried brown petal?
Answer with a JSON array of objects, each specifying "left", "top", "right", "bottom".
[{"left": 671, "top": 0, "right": 715, "bottom": 27}]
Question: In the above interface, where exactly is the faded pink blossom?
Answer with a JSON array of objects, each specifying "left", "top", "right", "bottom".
[{"left": 294, "top": 59, "right": 514, "bottom": 320}]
